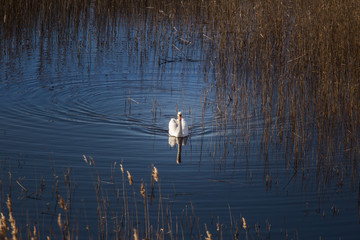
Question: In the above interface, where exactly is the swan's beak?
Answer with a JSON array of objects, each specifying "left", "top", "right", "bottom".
[{"left": 179, "top": 116, "right": 181, "bottom": 121}]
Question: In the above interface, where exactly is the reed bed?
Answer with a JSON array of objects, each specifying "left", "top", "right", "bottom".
[
  {"left": 0, "top": 160, "right": 278, "bottom": 239},
  {"left": 1, "top": 1, "right": 359, "bottom": 238},
  {"left": 1, "top": 0, "right": 359, "bottom": 182},
  {"left": 0, "top": 0, "right": 359, "bottom": 221}
]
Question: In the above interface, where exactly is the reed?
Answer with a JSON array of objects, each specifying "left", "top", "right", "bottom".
[
  {"left": 204, "top": 224, "right": 212, "bottom": 240},
  {"left": 1, "top": 0, "right": 359, "bottom": 184},
  {"left": 1, "top": 162, "right": 284, "bottom": 239},
  {"left": 0, "top": 213, "right": 7, "bottom": 239},
  {"left": 7, "top": 195, "right": 18, "bottom": 240},
  {"left": 0, "top": 0, "right": 359, "bottom": 237}
]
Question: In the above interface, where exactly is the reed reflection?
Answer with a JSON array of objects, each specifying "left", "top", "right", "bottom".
[{"left": 168, "top": 136, "right": 188, "bottom": 164}]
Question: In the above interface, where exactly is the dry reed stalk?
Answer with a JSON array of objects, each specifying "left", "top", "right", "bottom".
[
  {"left": 83, "top": 154, "right": 88, "bottom": 165},
  {"left": 89, "top": 156, "right": 95, "bottom": 166},
  {"left": 119, "top": 163, "right": 132, "bottom": 238},
  {"left": 140, "top": 180, "right": 150, "bottom": 239},
  {"left": 127, "top": 171, "right": 133, "bottom": 186},
  {"left": 205, "top": 230, "right": 212, "bottom": 240},
  {"left": 152, "top": 166, "right": 159, "bottom": 182},
  {"left": 6, "top": 195, "right": 18, "bottom": 240},
  {"left": 140, "top": 182, "right": 146, "bottom": 199},
  {"left": 57, "top": 213, "right": 63, "bottom": 230},
  {"left": 0, "top": 212, "right": 8, "bottom": 239},
  {"left": 140, "top": 181, "right": 147, "bottom": 237},
  {"left": 133, "top": 228, "right": 139, "bottom": 240},
  {"left": 129, "top": 178, "right": 139, "bottom": 234},
  {"left": 94, "top": 176, "right": 109, "bottom": 239},
  {"left": 266, "top": 219, "right": 271, "bottom": 232},
  {"left": 205, "top": 224, "right": 212, "bottom": 240},
  {"left": 242, "top": 217, "right": 247, "bottom": 230},
  {"left": 58, "top": 195, "right": 67, "bottom": 210},
  {"left": 151, "top": 165, "right": 164, "bottom": 238},
  {"left": 31, "top": 226, "right": 37, "bottom": 240}
]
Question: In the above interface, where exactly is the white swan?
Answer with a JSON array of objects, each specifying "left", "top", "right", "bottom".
[{"left": 168, "top": 112, "right": 189, "bottom": 137}]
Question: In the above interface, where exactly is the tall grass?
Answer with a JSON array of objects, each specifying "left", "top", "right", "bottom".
[
  {"left": 0, "top": 1, "right": 358, "bottom": 238},
  {"left": 0, "top": 160, "right": 277, "bottom": 239},
  {"left": 1, "top": 0, "right": 359, "bottom": 187}
]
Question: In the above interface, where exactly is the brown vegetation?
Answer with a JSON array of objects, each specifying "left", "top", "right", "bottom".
[
  {"left": 2, "top": 0, "right": 358, "bottom": 178},
  {"left": 1, "top": 161, "right": 268, "bottom": 239},
  {"left": 0, "top": 1, "right": 359, "bottom": 237}
]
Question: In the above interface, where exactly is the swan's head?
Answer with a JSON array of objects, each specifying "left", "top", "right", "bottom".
[{"left": 177, "top": 112, "right": 182, "bottom": 120}]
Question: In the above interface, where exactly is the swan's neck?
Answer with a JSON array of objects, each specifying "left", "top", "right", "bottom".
[{"left": 178, "top": 119, "right": 182, "bottom": 137}]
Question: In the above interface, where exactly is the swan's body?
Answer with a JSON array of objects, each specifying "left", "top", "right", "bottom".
[{"left": 169, "top": 112, "right": 189, "bottom": 137}]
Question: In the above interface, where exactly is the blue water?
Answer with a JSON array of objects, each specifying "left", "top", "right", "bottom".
[{"left": 0, "top": 22, "right": 359, "bottom": 240}]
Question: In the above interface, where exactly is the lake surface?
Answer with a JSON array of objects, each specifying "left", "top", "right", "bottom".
[{"left": 1, "top": 4, "right": 359, "bottom": 239}]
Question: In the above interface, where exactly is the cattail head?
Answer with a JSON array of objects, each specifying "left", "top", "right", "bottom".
[
  {"left": 33, "top": 225, "right": 37, "bottom": 239},
  {"left": 83, "top": 154, "right": 88, "bottom": 164},
  {"left": 140, "top": 182, "right": 146, "bottom": 199},
  {"left": 0, "top": 213, "right": 8, "bottom": 238},
  {"left": 120, "top": 164, "right": 124, "bottom": 174},
  {"left": 152, "top": 166, "right": 159, "bottom": 182},
  {"left": 242, "top": 217, "right": 247, "bottom": 230},
  {"left": 10, "top": 219, "right": 18, "bottom": 240},
  {"left": 7, "top": 195, "right": 18, "bottom": 240},
  {"left": 205, "top": 230, "right": 212, "bottom": 240},
  {"left": 133, "top": 228, "right": 139, "bottom": 240},
  {"left": 6, "top": 195, "right": 12, "bottom": 213},
  {"left": 127, "top": 171, "right": 133, "bottom": 186},
  {"left": 58, "top": 195, "right": 67, "bottom": 210},
  {"left": 89, "top": 156, "right": 95, "bottom": 166},
  {"left": 204, "top": 224, "right": 212, "bottom": 240},
  {"left": 57, "top": 213, "right": 63, "bottom": 230}
]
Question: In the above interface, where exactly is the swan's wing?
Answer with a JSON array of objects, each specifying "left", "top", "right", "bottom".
[
  {"left": 181, "top": 119, "right": 189, "bottom": 136},
  {"left": 169, "top": 118, "right": 178, "bottom": 136}
]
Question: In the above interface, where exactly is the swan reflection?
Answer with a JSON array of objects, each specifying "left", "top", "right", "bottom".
[{"left": 168, "top": 136, "right": 188, "bottom": 164}]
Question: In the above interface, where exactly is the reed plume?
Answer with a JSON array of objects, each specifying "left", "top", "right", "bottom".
[
  {"left": 242, "top": 217, "right": 247, "bottom": 230},
  {"left": 206, "top": 230, "right": 212, "bottom": 240},
  {"left": 133, "top": 228, "right": 139, "bottom": 240},
  {"left": 31, "top": 226, "right": 38, "bottom": 240},
  {"left": 58, "top": 195, "right": 67, "bottom": 210},
  {"left": 57, "top": 213, "right": 63, "bottom": 230},
  {"left": 152, "top": 166, "right": 159, "bottom": 182},
  {"left": 83, "top": 154, "right": 88, "bottom": 165},
  {"left": 0, "top": 212, "right": 8, "bottom": 239},
  {"left": 140, "top": 182, "right": 146, "bottom": 199},
  {"left": 7, "top": 195, "right": 18, "bottom": 240},
  {"left": 127, "top": 170, "right": 133, "bottom": 186},
  {"left": 205, "top": 226, "right": 212, "bottom": 240}
]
